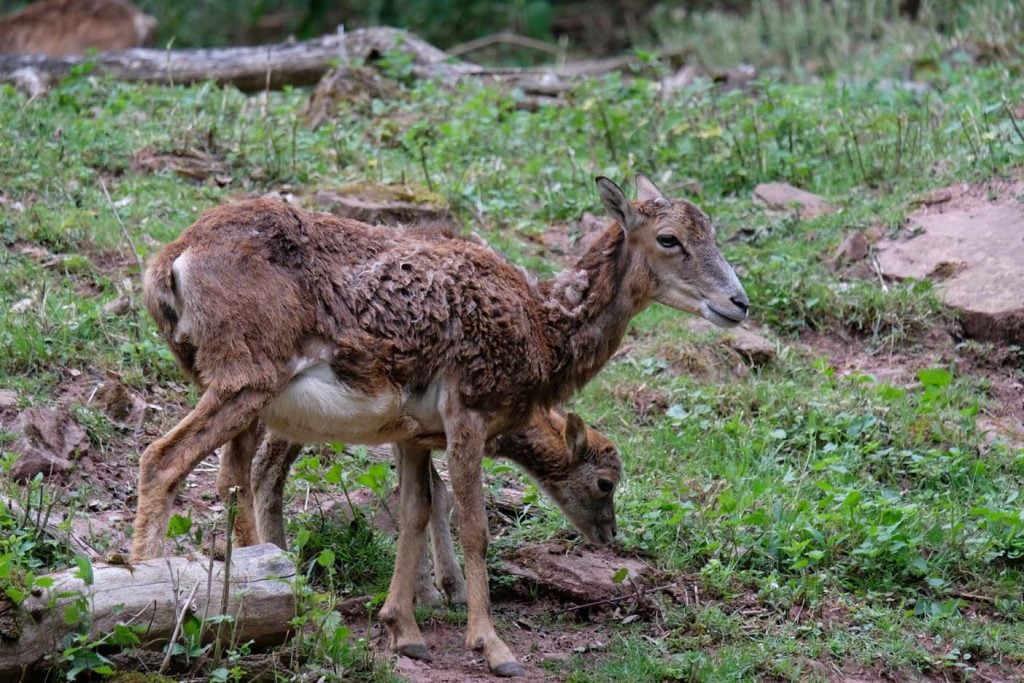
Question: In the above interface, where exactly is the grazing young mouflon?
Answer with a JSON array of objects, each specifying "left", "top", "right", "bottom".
[
  {"left": 247, "top": 408, "right": 621, "bottom": 606},
  {"left": 132, "top": 173, "right": 748, "bottom": 676}
]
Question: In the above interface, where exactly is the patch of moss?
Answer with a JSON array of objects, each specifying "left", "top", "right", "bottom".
[
  {"left": 331, "top": 181, "right": 448, "bottom": 208},
  {"left": 109, "top": 673, "right": 176, "bottom": 683}
]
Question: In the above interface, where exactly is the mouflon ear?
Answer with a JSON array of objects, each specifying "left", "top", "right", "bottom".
[
  {"left": 596, "top": 176, "right": 642, "bottom": 232},
  {"left": 635, "top": 173, "right": 668, "bottom": 207},
  {"left": 564, "top": 412, "right": 589, "bottom": 460}
]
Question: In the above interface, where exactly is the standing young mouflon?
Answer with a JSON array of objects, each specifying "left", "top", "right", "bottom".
[{"left": 131, "top": 173, "right": 748, "bottom": 677}]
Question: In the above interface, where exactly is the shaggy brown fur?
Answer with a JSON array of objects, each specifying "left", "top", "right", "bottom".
[
  {"left": 206, "top": 221, "right": 621, "bottom": 608},
  {"left": 0, "top": 0, "right": 155, "bottom": 55},
  {"left": 132, "top": 174, "right": 747, "bottom": 676}
]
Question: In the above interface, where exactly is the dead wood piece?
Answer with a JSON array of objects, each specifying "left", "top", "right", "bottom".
[
  {"left": 446, "top": 31, "right": 561, "bottom": 58},
  {"left": 131, "top": 148, "right": 228, "bottom": 181},
  {"left": 0, "top": 27, "right": 472, "bottom": 93},
  {"left": 0, "top": 544, "right": 295, "bottom": 679},
  {"left": 1, "top": 24, "right": 685, "bottom": 99},
  {"left": 753, "top": 182, "right": 833, "bottom": 219},
  {"left": 498, "top": 541, "right": 652, "bottom": 606}
]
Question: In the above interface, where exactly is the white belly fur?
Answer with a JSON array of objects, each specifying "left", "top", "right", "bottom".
[{"left": 260, "top": 362, "right": 444, "bottom": 445}]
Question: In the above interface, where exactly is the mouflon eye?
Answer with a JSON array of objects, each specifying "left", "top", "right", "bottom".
[
  {"left": 597, "top": 478, "right": 614, "bottom": 493},
  {"left": 656, "top": 234, "right": 681, "bottom": 249}
]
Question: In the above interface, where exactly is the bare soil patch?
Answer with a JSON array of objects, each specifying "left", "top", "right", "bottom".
[{"left": 801, "top": 327, "right": 1024, "bottom": 450}]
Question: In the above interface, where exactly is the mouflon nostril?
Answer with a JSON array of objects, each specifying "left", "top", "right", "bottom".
[{"left": 730, "top": 295, "right": 750, "bottom": 314}]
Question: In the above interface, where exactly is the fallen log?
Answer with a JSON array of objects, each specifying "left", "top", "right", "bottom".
[
  {"left": 0, "top": 543, "right": 295, "bottom": 679},
  {"left": 0, "top": 26, "right": 474, "bottom": 92},
  {"left": 0, "top": 25, "right": 680, "bottom": 97}
]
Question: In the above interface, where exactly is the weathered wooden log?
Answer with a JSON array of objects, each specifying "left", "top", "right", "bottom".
[
  {"left": 0, "top": 25, "right": 681, "bottom": 97},
  {"left": 0, "top": 544, "right": 295, "bottom": 679},
  {"left": 0, "top": 26, "right": 474, "bottom": 92}
]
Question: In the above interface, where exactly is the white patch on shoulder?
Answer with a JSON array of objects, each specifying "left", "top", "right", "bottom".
[{"left": 261, "top": 363, "right": 403, "bottom": 445}]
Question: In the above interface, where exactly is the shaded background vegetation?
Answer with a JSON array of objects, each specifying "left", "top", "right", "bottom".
[{"left": 1, "top": 0, "right": 1020, "bottom": 65}]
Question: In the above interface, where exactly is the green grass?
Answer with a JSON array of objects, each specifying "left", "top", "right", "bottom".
[
  {"left": 1, "top": 11, "right": 1023, "bottom": 680},
  {"left": 650, "top": 0, "right": 1023, "bottom": 77}
]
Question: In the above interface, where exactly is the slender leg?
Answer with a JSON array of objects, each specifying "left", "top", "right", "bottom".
[
  {"left": 132, "top": 387, "right": 271, "bottom": 561},
  {"left": 428, "top": 462, "right": 468, "bottom": 606},
  {"left": 216, "top": 420, "right": 262, "bottom": 547},
  {"left": 408, "top": 449, "right": 444, "bottom": 606},
  {"left": 445, "top": 407, "right": 523, "bottom": 677},
  {"left": 251, "top": 433, "right": 304, "bottom": 549},
  {"left": 414, "top": 533, "right": 444, "bottom": 606},
  {"left": 378, "top": 442, "right": 433, "bottom": 661}
]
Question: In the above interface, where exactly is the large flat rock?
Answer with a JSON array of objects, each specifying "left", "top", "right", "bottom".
[
  {"left": 875, "top": 180, "right": 1024, "bottom": 343},
  {"left": 753, "top": 182, "right": 832, "bottom": 219}
]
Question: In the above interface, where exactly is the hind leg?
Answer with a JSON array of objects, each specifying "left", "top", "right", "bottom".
[
  {"left": 408, "top": 458, "right": 468, "bottom": 606},
  {"left": 216, "top": 420, "right": 263, "bottom": 547},
  {"left": 132, "top": 388, "right": 272, "bottom": 561},
  {"left": 378, "top": 442, "right": 433, "bottom": 660},
  {"left": 252, "top": 433, "right": 304, "bottom": 549},
  {"left": 428, "top": 462, "right": 468, "bottom": 606},
  {"left": 401, "top": 450, "right": 442, "bottom": 606}
]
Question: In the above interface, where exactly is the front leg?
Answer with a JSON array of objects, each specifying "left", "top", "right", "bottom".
[{"left": 445, "top": 406, "right": 524, "bottom": 677}]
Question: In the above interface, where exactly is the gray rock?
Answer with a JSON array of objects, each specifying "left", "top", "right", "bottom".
[
  {"left": 10, "top": 407, "right": 88, "bottom": 480},
  {"left": 0, "top": 389, "right": 16, "bottom": 409},
  {"left": 875, "top": 180, "right": 1024, "bottom": 343},
  {"left": 753, "top": 182, "right": 832, "bottom": 219}
]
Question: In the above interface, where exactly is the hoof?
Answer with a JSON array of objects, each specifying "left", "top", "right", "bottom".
[
  {"left": 415, "top": 586, "right": 445, "bottom": 606},
  {"left": 491, "top": 661, "right": 525, "bottom": 678},
  {"left": 398, "top": 643, "right": 432, "bottom": 662}
]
